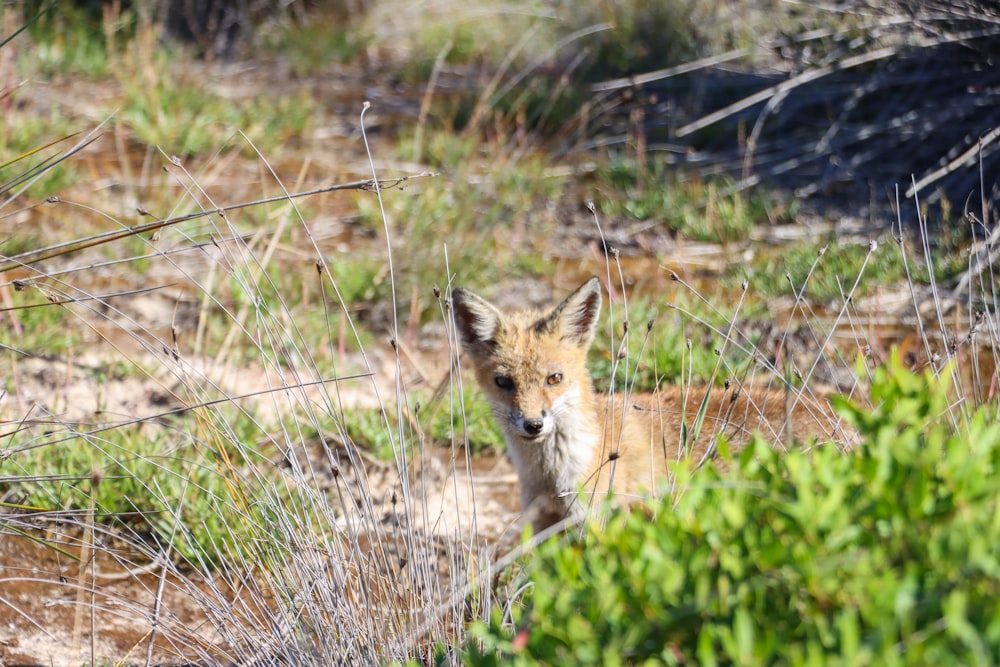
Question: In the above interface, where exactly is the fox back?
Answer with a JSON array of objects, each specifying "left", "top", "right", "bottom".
[{"left": 452, "top": 277, "right": 846, "bottom": 532}]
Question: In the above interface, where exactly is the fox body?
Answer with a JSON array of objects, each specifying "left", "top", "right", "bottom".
[{"left": 452, "top": 277, "right": 842, "bottom": 532}]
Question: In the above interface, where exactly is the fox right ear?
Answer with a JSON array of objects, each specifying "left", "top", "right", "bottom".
[
  {"left": 545, "top": 276, "right": 602, "bottom": 347},
  {"left": 451, "top": 288, "right": 504, "bottom": 358}
]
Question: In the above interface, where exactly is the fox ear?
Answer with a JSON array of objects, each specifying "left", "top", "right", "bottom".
[
  {"left": 545, "top": 276, "right": 602, "bottom": 347},
  {"left": 451, "top": 287, "right": 504, "bottom": 358}
]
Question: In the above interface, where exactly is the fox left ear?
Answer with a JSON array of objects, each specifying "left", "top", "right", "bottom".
[{"left": 546, "top": 277, "right": 602, "bottom": 347}]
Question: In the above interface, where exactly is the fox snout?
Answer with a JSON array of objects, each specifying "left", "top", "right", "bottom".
[
  {"left": 511, "top": 412, "right": 553, "bottom": 440},
  {"left": 522, "top": 417, "right": 544, "bottom": 436}
]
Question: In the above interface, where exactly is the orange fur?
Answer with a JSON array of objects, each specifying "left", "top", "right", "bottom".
[{"left": 452, "top": 277, "right": 847, "bottom": 532}]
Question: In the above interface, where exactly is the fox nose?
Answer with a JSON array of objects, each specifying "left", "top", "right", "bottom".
[{"left": 523, "top": 418, "right": 544, "bottom": 436}]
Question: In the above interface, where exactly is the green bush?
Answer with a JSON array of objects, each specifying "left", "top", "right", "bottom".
[{"left": 467, "top": 354, "right": 1000, "bottom": 665}]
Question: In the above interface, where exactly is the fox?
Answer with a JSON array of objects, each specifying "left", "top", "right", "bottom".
[{"left": 451, "top": 276, "right": 849, "bottom": 533}]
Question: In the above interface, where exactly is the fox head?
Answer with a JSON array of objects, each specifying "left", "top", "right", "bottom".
[{"left": 451, "top": 277, "right": 603, "bottom": 446}]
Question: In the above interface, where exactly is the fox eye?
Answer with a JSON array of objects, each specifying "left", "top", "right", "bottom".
[
  {"left": 495, "top": 375, "right": 514, "bottom": 390},
  {"left": 546, "top": 373, "right": 563, "bottom": 386}
]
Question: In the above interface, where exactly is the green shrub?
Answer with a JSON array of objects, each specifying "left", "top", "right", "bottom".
[{"left": 467, "top": 354, "right": 1000, "bottom": 665}]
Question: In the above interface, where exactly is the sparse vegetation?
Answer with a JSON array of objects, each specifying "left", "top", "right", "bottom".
[
  {"left": 588, "top": 293, "right": 759, "bottom": 392},
  {"left": 13, "top": 421, "right": 277, "bottom": 566},
  {"left": 353, "top": 129, "right": 568, "bottom": 318},
  {"left": 1, "top": 0, "right": 998, "bottom": 664},
  {"left": 24, "top": 4, "right": 130, "bottom": 79},
  {"left": 595, "top": 156, "right": 792, "bottom": 243},
  {"left": 740, "top": 237, "right": 912, "bottom": 301},
  {"left": 258, "top": 14, "right": 367, "bottom": 76},
  {"left": 2, "top": 289, "right": 84, "bottom": 356},
  {"left": 731, "top": 231, "right": 973, "bottom": 302}
]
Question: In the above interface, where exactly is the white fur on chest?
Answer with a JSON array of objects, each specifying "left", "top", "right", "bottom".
[{"left": 501, "top": 387, "right": 599, "bottom": 520}]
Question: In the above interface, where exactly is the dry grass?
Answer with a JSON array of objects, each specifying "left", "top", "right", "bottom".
[
  {"left": 0, "top": 111, "right": 508, "bottom": 662},
  {"left": 2, "top": 2, "right": 999, "bottom": 664}
]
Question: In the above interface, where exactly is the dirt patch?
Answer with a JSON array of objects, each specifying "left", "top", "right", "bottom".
[{"left": 0, "top": 533, "right": 213, "bottom": 666}]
